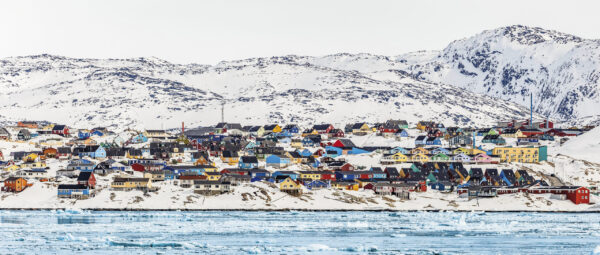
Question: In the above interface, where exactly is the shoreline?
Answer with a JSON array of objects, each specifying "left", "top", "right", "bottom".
[{"left": 1, "top": 207, "right": 599, "bottom": 213}]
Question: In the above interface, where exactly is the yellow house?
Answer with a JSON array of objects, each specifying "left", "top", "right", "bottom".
[
  {"left": 332, "top": 181, "right": 359, "bottom": 191},
  {"left": 411, "top": 154, "right": 430, "bottom": 162},
  {"left": 500, "top": 129, "right": 524, "bottom": 138},
  {"left": 279, "top": 177, "right": 302, "bottom": 194},
  {"left": 125, "top": 150, "right": 143, "bottom": 159},
  {"left": 351, "top": 123, "right": 371, "bottom": 134},
  {"left": 201, "top": 165, "right": 219, "bottom": 172},
  {"left": 299, "top": 171, "right": 322, "bottom": 181},
  {"left": 194, "top": 156, "right": 213, "bottom": 166},
  {"left": 204, "top": 172, "right": 222, "bottom": 181},
  {"left": 291, "top": 139, "right": 303, "bottom": 148},
  {"left": 144, "top": 130, "right": 169, "bottom": 139},
  {"left": 285, "top": 152, "right": 303, "bottom": 164},
  {"left": 416, "top": 121, "right": 433, "bottom": 131},
  {"left": 220, "top": 152, "right": 239, "bottom": 166},
  {"left": 492, "top": 147, "right": 540, "bottom": 163},
  {"left": 263, "top": 124, "right": 282, "bottom": 134},
  {"left": 83, "top": 138, "right": 98, "bottom": 146},
  {"left": 41, "top": 124, "right": 55, "bottom": 131},
  {"left": 22, "top": 162, "right": 46, "bottom": 168},
  {"left": 4, "top": 164, "right": 20, "bottom": 172},
  {"left": 23, "top": 153, "right": 38, "bottom": 162},
  {"left": 390, "top": 152, "right": 408, "bottom": 163},
  {"left": 410, "top": 147, "right": 429, "bottom": 155},
  {"left": 453, "top": 147, "right": 470, "bottom": 155},
  {"left": 301, "top": 129, "right": 318, "bottom": 137},
  {"left": 355, "top": 179, "right": 371, "bottom": 188},
  {"left": 111, "top": 177, "right": 152, "bottom": 190}
]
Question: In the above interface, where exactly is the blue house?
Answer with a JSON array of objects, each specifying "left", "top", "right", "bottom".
[
  {"left": 347, "top": 147, "right": 369, "bottom": 155},
  {"left": 283, "top": 125, "right": 300, "bottom": 134},
  {"left": 299, "top": 149, "right": 312, "bottom": 157},
  {"left": 247, "top": 169, "right": 271, "bottom": 178},
  {"left": 325, "top": 146, "right": 343, "bottom": 157},
  {"left": 239, "top": 156, "right": 259, "bottom": 169},
  {"left": 93, "top": 146, "right": 106, "bottom": 158},
  {"left": 306, "top": 180, "right": 330, "bottom": 190},
  {"left": 426, "top": 137, "right": 442, "bottom": 146},
  {"left": 395, "top": 129, "right": 409, "bottom": 138},
  {"left": 131, "top": 133, "right": 148, "bottom": 143},
  {"left": 430, "top": 147, "right": 450, "bottom": 155},
  {"left": 78, "top": 131, "right": 91, "bottom": 139},
  {"left": 335, "top": 171, "right": 361, "bottom": 181},
  {"left": 371, "top": 171, "right": 387, "bottom": 180},
  {"left": 166, "top": 165, "right": 206, "bottom": 175},
  {"left": 302, "top": 136, "right": 321, "bottom": 147},
  {"left": 57, "top": 184, "right": 91, "bottom": 198},
  {"left": 390, "top": 147, "right": 409, "bottom": 154},
  {"left": 91, "top": 130, "right": 104, "bottom": 137},
  {"left": 272, "top": 171, "right": 299, "bottom": 180},
  {"left": 311, "top": 158, "right": 321, "bottom": 168},
  {"left": 266, "top": 155, "right": 291, "bottom": 168}
]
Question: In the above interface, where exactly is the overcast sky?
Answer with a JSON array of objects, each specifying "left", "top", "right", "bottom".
[{"left": 1, "top": 0, "right": 599, "bottom": 64}]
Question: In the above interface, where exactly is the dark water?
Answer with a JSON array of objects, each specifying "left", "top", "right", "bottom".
[{"left": 0, "top": 210, "right": 599, "bottom": 254}]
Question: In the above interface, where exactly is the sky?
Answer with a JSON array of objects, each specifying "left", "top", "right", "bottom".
[{"left": 1, "top": 0, "right": 599, "bottom": 64}]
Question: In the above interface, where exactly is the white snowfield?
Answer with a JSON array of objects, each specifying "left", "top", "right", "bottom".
[{"left": 1, "top": 129, "right": 599, "bottom": 212}]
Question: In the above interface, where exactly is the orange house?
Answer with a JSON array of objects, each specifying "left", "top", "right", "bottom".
[
  {"left": 3, "top": 177, "right": 28, "bottom": 192},
  {"left": 17, "top": 121, "right": 38, "bottom": 129},
  {"left": 44, "top": 148, "right": 58, "bottom": 158}
]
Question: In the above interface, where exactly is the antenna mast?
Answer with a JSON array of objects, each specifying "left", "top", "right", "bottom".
[
  {"left": 530, "top": 93, "right": 533, "bottom": 128},
  {"left": 221, "top": 100, "right": 225, "bottom": 123}
]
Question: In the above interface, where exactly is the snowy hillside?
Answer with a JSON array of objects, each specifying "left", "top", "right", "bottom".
[
  {"left": 556, "top": 127, "right": 600, "bottom": 164},
  {"left": 396, "top": 25, "right": 600, "bottom": 124},
  {"left": 0, "top": 54, "right": 533, "bottom": 129}
]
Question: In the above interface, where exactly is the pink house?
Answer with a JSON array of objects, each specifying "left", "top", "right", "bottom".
[{"left": 474, "top": 153, "right": 493, "bottom": 163}]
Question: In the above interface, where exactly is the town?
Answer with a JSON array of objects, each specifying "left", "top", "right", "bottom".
[{"left": 0, "top": 119, "right": 596, "bottom": 210}]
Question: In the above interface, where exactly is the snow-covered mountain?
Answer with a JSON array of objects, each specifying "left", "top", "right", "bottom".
[
  {"left": 396, "top": 25, "right": 600, "bottom": 124},
  {"left": 0, "top": 54, "right": 532, "bottom": 129}
]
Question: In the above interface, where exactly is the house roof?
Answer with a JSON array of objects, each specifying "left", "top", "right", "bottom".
[
  {"left": 240, "top": 156, "right": 258, "bottom": 163},
  {"left": 57, "top": 184, "right": 88, "bottom": 190},
  {"left": 52, "top": 125, "right": 67, "bottom": 131},
  {"left": 77, "top": 171, "right": 93, "bottom": 181}
]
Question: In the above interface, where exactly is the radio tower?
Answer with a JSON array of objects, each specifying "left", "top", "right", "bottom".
[
  {"left": 530, "top": 93, "right": 533, "bottom": 128},
  {"left": 221, "top": 100, "right": 225, "bottom": 123}
]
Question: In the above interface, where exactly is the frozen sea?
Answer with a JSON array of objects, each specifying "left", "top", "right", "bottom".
[{"left": 0, "top": 210, "right": 599, "bottom": 255}]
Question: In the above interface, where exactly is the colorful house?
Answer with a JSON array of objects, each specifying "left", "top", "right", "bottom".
[
  {"left": 3, "top": 177, "right": 28, "bottom": 192},
  {"left": 57, "top": 184, "right": 91, "bottom": 199},
  {"left": 492, "top": 146, "right": 547, "bottom": 163},
  {"left": 239, "top": 156, "right": 259, "bottom": 169},
  {"left": 279, "top": 177, "right": 302, "bottom": 194},
  {"left": 266, "top": 155, "right": 291, "bottom": 168}
]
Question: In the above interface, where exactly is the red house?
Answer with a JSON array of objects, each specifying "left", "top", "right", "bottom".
[
  {"left": 77, "top": 172, "right": 96, "bottom": 188},
  {"left": 520, "top": 128, "right": 544, "bottom": 137},
  {"left": 131, "top": 163, "right": 145, "bottom": 172},
  {"left": 52, "top": 125, "right": 70, "bottom": 136},
  {"left": 528, "top": 186, "right": 590, "bottom": 204},
  {"left": 378, "top": 124, "right": 399, "bottom": 134},
  {"left": 328, "top": 129, "right": 345, "bottom": 138},
  {"left": 340, "top": 163, "right": 355, "bottom": 171},
  {"left": 545, "top": 129, "right": 580, "bottom": 137},
  {"left": 319, "top": 171, "right": 336, "bottom": 181},
  {"left": 312, "top": 124, "right": 334, "bottom": 134},
  {"left": 332, "top": 139, "right": 356, "bottom": 150}
]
